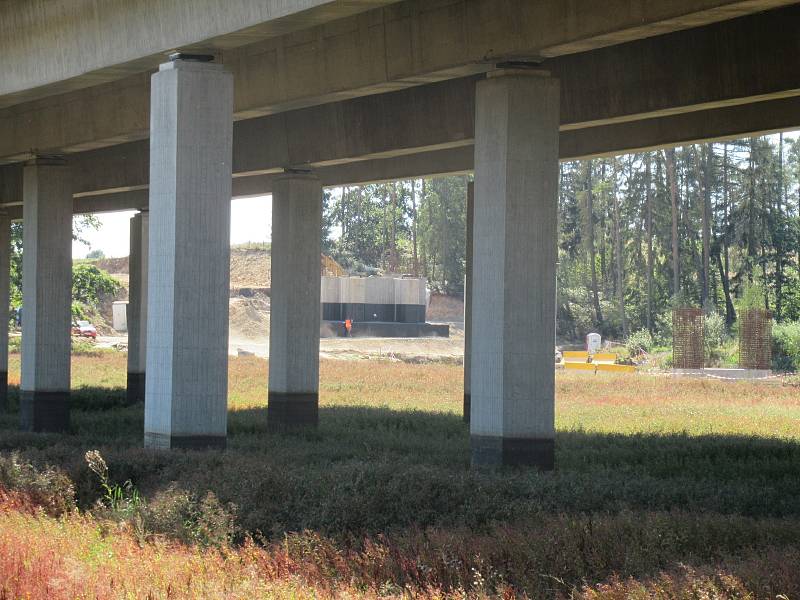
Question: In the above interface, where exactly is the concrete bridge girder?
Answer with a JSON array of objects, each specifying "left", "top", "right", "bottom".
[
  {"left": 2, "top": 2, "right": 800, "bottom": 164},
  {"left": 3, "top": 0, "right": 791, "bottom": 111},
  {"left": 2, "top": 92, "right": 800, "bottom": 218}
]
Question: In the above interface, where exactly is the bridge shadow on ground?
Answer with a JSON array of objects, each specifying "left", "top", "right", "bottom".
[
  {"left": 1, "top": 386, "right": 800, "bottom": 537},
  {"left": 4, "top": 388, "right": 800, "bottom": 598}
]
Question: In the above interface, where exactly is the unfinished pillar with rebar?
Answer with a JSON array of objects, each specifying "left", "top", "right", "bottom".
[
  {"left": 739, "top": 308, "right": 772, "bottom": 370},
  {"left": 672, "top": 308, "right": 705, "bottom": 370}
]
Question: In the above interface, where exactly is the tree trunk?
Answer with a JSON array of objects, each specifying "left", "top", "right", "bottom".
[
  {"left": 701, "top": 145, "right": 712, "bottom": 309},
  {"left": 341, "top": 186, "right": 348, "bottom": 242},
  {"left": 381, "top": 186, "right": 388, "bottom": 270},
  {"left": 722, "top": 143, "right": 735, "bottom": 326},
  {"left": 411, "top": 179, "right": 419, "bottom": 277},
  {"left": 421, "top": 179, "right": 429, "bottom": 278},
  {"left": 645, "top": 153, "right": 654, "bottom": 332},
  {"left": 665, "top": 148, "right": 681, "bottom": 298},
  {"left": 716, "top": 252, "right": 736, "bottom": 324},
  {"left": 776, "top": 133, "right": 784, "bottom": 320},
  {"left": 389, "top": 183, "right": 398, "bottom": 273},
  {"left": 585, "top": 161, "right": 603, "bottom": 326},
  {"left": 747, "top": 138, "right": 757, "bottom": 277},
  {"left": 611, "top": 160, "right": 628, "bottom": 337},
  {"left": 599, "top": 162, "right": 608, "bottom": 292}
]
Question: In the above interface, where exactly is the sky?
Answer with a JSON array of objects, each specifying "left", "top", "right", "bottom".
[{"left": 72, "top": 195, "right": 273, "bottom": 258}]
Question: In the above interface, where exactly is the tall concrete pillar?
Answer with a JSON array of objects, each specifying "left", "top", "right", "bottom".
[
  {"left": 20, "top": 159, "right": 73, "bottom": 432},
  {"left": 0, "top": 212, "right": 9, "bottom": 413},
  {"left": 126, "top": 211, "right": 148, "bottom": 404},
  {"left": 144, "top": 57, "right": 233, "bottom": 450},
  {"left": 463, "top": 181, "right": 473, "bottom": 424},
  {"left": 268, "top": 172, "right": 322, "bottom": 430},
  {"left": 470, "top": 69, "right": 559, "bottom": 469}
]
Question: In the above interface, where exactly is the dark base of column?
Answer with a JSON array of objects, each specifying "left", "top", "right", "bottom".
[
  {"left": 0, "top": 371, "right": 7, "bottom": 412},
  {"left": 20, "top": 390, "right": 70, "bottom": 433},
  {"left": 126, "top": 372, "right": 146, "bottom": 405},
  {"left": 471, "top": 435, "right": 554, "bottom": 470},
  {"left": 144, "top": 432, "right": 227, "bottom": 450},
  {"left": 268, "top": 392, "right": 319, "bottom": 431},
  {"left": 463, "top": 392, "right": 470, "bottom": 424}
]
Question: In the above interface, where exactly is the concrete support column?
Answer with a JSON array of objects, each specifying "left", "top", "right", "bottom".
[
  {"left": 0, "top": 213, "right": 9, "bottom": 412},
  {"left": 463, "top": 181, "right": 473, "bottom": 424},
  {"left": 268, "top": 172, "right": 322, "bottom": 430},
  {"left": 470, "top": 69, "right": 559, "bottom": 469},
  {"left": 144, "top": 58, "right": 233, "bottom": 450},
  {"left": 126, "top": 211, "right": 148, "bottom": 404},
  {"left": 20, "top": 159, "right": 73, "bottom": 432}
]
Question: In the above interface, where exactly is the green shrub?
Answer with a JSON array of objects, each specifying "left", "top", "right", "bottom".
[
  {"left": 72, "top": 263, "right": 120, "bottom": 306},
  {"left": 70, "top": 386, "right": 128, "bottom": 410},
  {"left": 143, "top": 486, "right": 237, "bottom": 547},
  {"left": 0, "top": 453, "right": 76, "bottom": 516},
  {"left": 738, "top": 281, "right": 768, "bottom": 312},
  {"left": 10, "top": 336, "right": 101, "bottom": 357},
  {"left": 658, "top": 352, "right": 674, "bottom": 369},
  {"left": 625, "top": 329, "right": 653, "bottom": 356},
  {"left": 72, "top": 337, "right": 102, "bottom": 356},
  {"left": 772, "top": 321, "right": 800, "bottom": 372},
  {"left": 85, "top": 449, "right": 142, "bottom": 519},
  {"left": 654, "top": 309, "right": 673, "bottom": 346},
  {"left": 2, "top": 385, "right": 127, "bottom": 413},
  {"left": 704, "top": 312, "right": 727, "bottom": 360}
]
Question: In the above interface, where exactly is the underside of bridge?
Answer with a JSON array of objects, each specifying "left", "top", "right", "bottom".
[{"left": 1, "top": 0, "right": 798, "bottom": 467}]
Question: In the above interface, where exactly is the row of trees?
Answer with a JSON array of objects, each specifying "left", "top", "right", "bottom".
[
  {"left": 558, "top": 135, "right": 800, "bottom": 338},
  {"left": 322, "top": 132, "right": 800, "bottom": 340},
  {"left": 9, "top": 217, "right": 119, "bottom": 319},
  {"left": 322, "top": 176, "right": 468, "bottom": 296}
]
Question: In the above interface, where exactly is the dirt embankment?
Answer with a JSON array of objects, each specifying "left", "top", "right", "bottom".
[
  {"left": 84, "top": 250, "right": 465, "bottom": 354},
  {"left": 427, "top": 293, "right": 464, "bottom": 323},
  {"left": 83, "top": 249, "right": 274, "bottom": 337},
  {"left": 87, "top": 248, "right": 272, "bottom": 290},
  {"left": 229, "top": 248, "right": 271, "bottom": 291}
]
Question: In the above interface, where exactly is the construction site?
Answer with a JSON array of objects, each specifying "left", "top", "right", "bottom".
[
  {"left": 89, "top": 248, "right": 464, "bottom": 363},
  {"left": 2, "top": 1, "right": 800, "bottom": 597}
]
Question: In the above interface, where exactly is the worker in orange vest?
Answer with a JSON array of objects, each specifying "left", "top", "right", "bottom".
[{"left": 344, "top": 318, "right": 353, "bottom": 337}]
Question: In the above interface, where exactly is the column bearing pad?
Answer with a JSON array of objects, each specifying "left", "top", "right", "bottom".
[
  {"left": 268, "top": 392, "right": 319, "bottom": 429},
  {"left": 471, "top": 435, "right": 554, "bottom": 470},
  {"left": 20, "top": 391, "right": 70, "bottom": 432}
]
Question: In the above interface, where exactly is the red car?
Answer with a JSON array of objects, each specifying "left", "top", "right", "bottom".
[{"left": 72, "top": 320, "right": 98, "bottom": 339}]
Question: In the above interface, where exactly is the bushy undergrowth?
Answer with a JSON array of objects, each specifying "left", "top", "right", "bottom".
[
  {"left": 773, "top": 320, "right": 800, "bottom": 372},
  {"left": 3, "top": 385, "right": 128, "bottom": 413},
  {"left": 624, "top": 329, "right": 653, "bottom": 357},
  {"left": 8, "top": 336, "right": 108, "bottom": 357},
  {"left": 0, "top": 453, "right": 75, "bottom": 516},
  {"left": 2, "top": 359, "right": 800, "bottom": 597}
]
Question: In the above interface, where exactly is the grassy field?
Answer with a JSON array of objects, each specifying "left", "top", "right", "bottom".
[{"left": 1, "top": 352, "right": 800, "bottom": 598}]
